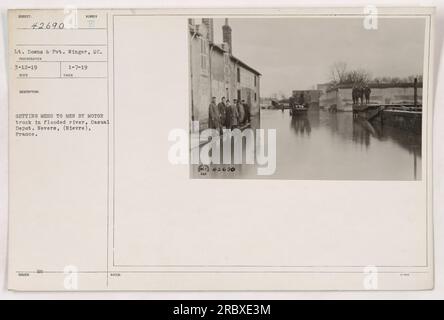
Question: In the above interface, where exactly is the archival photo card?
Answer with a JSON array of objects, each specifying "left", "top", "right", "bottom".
[{"left": 7, "top": 7, "right": 434, "bottom": 291}]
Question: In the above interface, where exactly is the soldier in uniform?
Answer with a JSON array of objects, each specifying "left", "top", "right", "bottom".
[
  {"left": 241, "top": 99, "right": 251, "bottom": 123},
  {"left": 352, "top": 85, "right": 357, "bottom": 105},
  {"left": 364, "top": 85, "right": 371, "bottom": 104},
  {"left": 217, "top": 97, "right": 227, "bottom": 128},
  {"left": 225, "top": 100, "right": 232, "bottom": 128},
  {"left": 237, "top": 99, "right": 245, "bottom": 125},
  {"left": 208, "top": 96, "right": 221, "bottom": 132},
  {"left": 359, "top": 85, "right": 364, "bottom": 104},
  {"left": 230, "top": 99, "right": 240, "bottom": 129}
]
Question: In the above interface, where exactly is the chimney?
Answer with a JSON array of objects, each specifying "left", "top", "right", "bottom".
[
  {"left": 202, "top": 18, "right": 214, "bottom": 43},
  {"left": 222, "top": 18, "right": 232, "bottom": 54}
]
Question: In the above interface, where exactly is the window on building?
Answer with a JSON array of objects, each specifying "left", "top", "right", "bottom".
[
  {"left": 237, "top": 90, "right": 241, "bottom": 101},
  {"left": 200, "top": 38, "right": 209, "bottom": 74},
  {"left": 237, "top": 67, "right": 240, "bottom": 83},
  {"left": 254, "top": 75, "right": 257, "bottom": 87},
  {"left": 254, "top": 93, "right": 257, "bottom": 102}
]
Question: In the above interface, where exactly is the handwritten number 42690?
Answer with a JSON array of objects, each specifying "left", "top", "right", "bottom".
[{"left": 31, "top": 22, "right": 65, "bottom": 29}]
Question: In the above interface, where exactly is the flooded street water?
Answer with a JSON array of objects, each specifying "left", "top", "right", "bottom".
[
  {"left": 254, "top": 109, "right": 422, "bottom": 180},
  {"left": 192, "top": 109, "right": 422, "bottom": 180}
]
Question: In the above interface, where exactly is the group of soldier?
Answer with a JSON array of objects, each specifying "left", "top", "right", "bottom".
[
  {"left": 208, "top": 96, "right": 251, "bottom": 132},
  {"left": 352, "top": 85, "right": 372, "bottom": 105}
]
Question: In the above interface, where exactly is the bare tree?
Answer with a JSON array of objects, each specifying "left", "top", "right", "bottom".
[
  {"left": 407, "top": 74, "right": 422, "bottom": 83},
  {"left": 370, "top": 74, "right": 422, "bottom": 84},
  {"left": 329, "top": 61, "right": 348, "bottom": 84},
  {"left": 345, "top": 68, "right": 372, "bottom": 84},
  {"left": 329, "top": 62, "right": 372, "bottom": 85}
]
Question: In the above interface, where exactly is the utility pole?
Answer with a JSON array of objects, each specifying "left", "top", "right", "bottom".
[{"left": 414, "top": 77, "right": 418, "bottom": 109}]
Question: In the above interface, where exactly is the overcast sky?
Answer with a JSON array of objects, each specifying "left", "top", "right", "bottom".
[{"left": 211, "top": 17, "right": 426, "bottom": 97}]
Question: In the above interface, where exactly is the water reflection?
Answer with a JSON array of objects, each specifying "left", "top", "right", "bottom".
[
  {"left": 290, "top": 113, "right": 311, "bottom": 136},
  {"left": 192, "top": 109, "right": 422, "bottom": 180},
  {"left": 259, "top": 109, "right": 421, "bottom": 180},
  {"left": 351, "top": 117, "right": 421, "bottom": 180}
]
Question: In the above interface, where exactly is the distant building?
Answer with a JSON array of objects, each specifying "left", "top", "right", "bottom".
[
  {"left": 316, "top": 83, "right": 329, "bottom": 109},
  {"left": 316, "top": 83, "right": 330, "bottom": 93},
  {"left": 320, "top": 82, "right": 423, "bottom": 111},
  {"left": 189, "top": 18, "right": 261, "bottom": 129}
]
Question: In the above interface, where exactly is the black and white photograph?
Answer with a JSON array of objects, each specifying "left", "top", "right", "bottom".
[
  {"left": 189, "top": 16, "right": 426, "bottom": 180},
  {"left": 2, "top": 5, "right": 438, "bottom": 296}
]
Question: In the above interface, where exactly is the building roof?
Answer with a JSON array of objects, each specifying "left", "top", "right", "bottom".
[
  {"left": 210, "top": 43, "right": 225, "bottom": 53},
  {"left": 209, "top": 42, "right": 261, "bottom": 76},
  {"left": 230, "top": 55, "right": 261, "bottom": 76}
]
